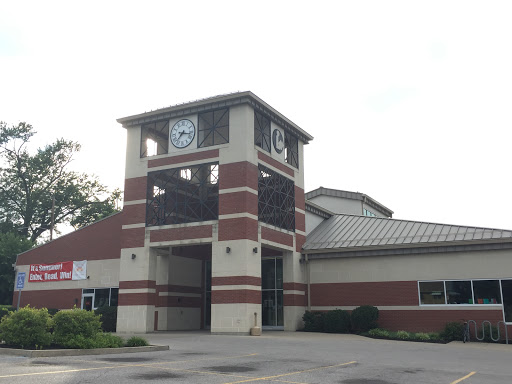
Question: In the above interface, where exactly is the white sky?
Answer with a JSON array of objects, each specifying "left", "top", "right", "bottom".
[{"left": 1, "top": 1, "right": 511, "bottom": 230}]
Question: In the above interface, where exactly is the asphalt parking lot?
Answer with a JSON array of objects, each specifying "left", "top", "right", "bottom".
[{"left": 1, "top": 331, "right": 511, "bottom": 383}]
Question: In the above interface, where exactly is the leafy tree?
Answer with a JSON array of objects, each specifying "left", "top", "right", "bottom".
[
  {"left": 0, "top": 121, "right": 121, "bottom": 243},
  {"left": 0, "top": 228, "right": 33, "bottom": 304}
]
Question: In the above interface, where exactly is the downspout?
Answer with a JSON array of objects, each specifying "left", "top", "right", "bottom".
[{"left": 306, "top": 254, "right": 311, "bottom": 311}]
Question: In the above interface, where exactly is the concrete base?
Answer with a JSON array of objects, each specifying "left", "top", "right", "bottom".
[{"left": 250, "top": 326, "right": 262, "bottom": 336}]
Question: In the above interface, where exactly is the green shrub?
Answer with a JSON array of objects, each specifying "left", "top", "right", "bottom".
[
  {"left": 396, "top": 330, "right": 410, "bottom": 340},
  {"left": 125, "top": 336, "right": 149, "bottom": 347},
  {"left": 302, "top": 311, "right": 325, "bottom": 332},
  {"left": 351, "top": 305, "right": 379, "bottom": 333},
  {"left": 56, "top": 333, "right": 124, "bottom": 349},
  {"left": 415, "top": 332, "right": 430, "bottom": 341},
  {"left": 93, "top": 333, "right": 124, "bottom": 348},
  {"left": 440, "top": 322, "right": 463, "bottom": 342},
  {"left": 95, "top": 306, "right": 118, "bottom": 332},
  {"left": 52, "top": 308, "right": 102, "bottom": 348},
  {"left": 0, "top": 306, "right": 52, "bottom": 349},
  {"left": 323, "top": 309, "right": 351, "bottom": 333},
  {"left": 428, "top": 332, "right": 441, "bottom": 341},
  {"left": 368, "top": 328, "right": 390, "bottom": 337},
  {"left": 0, "top": 306, "right": 14, "bottom": 321}
]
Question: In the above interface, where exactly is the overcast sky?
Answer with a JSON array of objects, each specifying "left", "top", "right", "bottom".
[{"left": 1, "top": 1, "right": 511, "bottom": 231}]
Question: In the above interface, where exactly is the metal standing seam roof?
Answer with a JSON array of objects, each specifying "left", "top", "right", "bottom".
[{"left": 303, "top": 214, "right": 512, "bottom": 252}]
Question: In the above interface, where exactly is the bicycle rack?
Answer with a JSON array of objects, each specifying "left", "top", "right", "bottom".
[{"left": 468, "top": 320, "right": 509, "bottom": 344}]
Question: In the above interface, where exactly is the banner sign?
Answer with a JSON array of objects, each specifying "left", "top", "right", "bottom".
[{"left": 29, "top": 261, "right": 87, "bottom": 282}]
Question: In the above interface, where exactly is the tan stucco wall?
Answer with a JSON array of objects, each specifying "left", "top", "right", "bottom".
[{"left": 310, "top": 248, "right": 512, "bottom": 284}]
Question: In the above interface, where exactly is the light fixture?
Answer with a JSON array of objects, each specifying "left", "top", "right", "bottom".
[
  {"left": 131, "top": 253, "right": 136, "bottom": 259},
  {"left": 226, "top": 247, "right": 231, "bottom": 254},
  {"left": 253, "top": 247, "right": 258, "bottom": 253}
]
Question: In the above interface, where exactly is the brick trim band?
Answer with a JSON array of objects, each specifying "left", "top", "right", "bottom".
[
  {"left": 119, "top": 280, "right": 156, "bottom": 290},
  {"left": 118, "top": 292, "right": 156, "bottom": 306},
  {"left": 258, "top": 151, "right": 295, "bottom": 177},
  {"left": 212, "top": 276, "right": 261, "bottom": 287},
  {"left": 157, "top": 284, "right": 203, "bottom": 294},
  {"left": 150, "top": 225, "right": 212, "bottom": 243},
  {"left": 261, "top": 226, "right": 294, "bottom": 247},
  {"left": 148, "top": 149, "right": 219, "bottom": 168}
]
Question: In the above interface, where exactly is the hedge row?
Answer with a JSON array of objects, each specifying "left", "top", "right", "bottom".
[
  {"left": 302, "top": 305, "right": 379, "bottom": 334},
  {"left": 0, "top": 306, "right": 141, "bottom": 349}
]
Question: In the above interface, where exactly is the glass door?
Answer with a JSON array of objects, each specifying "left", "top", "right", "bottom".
[
  {"left": 261, "top": 257, "right": 283, "bottom": 329},
  {"left": 81, "top": 293, "right": 94, "bottom": 311}
]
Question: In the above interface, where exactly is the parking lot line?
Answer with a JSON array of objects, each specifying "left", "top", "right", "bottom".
[
  {"left": 0, "top": 353, "right": 259, "bottom": 380},
  {"left": 222, "top": 361, "right": 357, "bottom": 384},
  {"left": 450, "top": 371, "right": 476, "bottom": 384}
]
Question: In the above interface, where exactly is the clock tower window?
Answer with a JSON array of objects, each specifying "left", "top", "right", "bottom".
[{"left": 198, "top": 108, "right": 229, "bottom": 148}]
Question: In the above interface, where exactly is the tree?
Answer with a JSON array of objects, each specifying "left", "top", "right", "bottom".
[
  {"left": 0, "top": 225, "right": 33, "bottom": 304},
  {"left": 0, "top": 121, "right": 121, "bottom": 243}
]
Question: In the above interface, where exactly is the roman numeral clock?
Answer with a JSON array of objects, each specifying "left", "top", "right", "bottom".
[{"left": 170, "top": 119, "right": 196, "bottom": 148}]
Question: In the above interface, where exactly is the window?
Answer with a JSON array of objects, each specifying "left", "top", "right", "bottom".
[
  {"left": 419, "top": 281, "right": 445, "bottom": 304},
  {"left": 419, "top": 279, "right": 506, "bottom": 307},
  {"left": 363, "top": 209, "right": 376, "bottom": 217},
  {"left": 473, "top": 280, "right": 501, "bottom": 304},
  {"left": 254, "top": 111, "right": 271, "bottom": 152},
  {"left": 446, "top": 280, "right": 472, "bottom": 304},
  {"left": 146, "top": 163, "right": 219, "bottom": 226},
  {"left": 140, "top": 121, "right": 169, "bottom": 157},
  {"left": 284, "top": 132, "right": 299, "bottom": 168},
  {"left": 258, "top": 164, "right": 295, "bottom": 231},
  {"left": 81, "top": 287, "right": 118, "bottom": 310},
  {"left": 198, "top": 108, "right": 229, "bottom": 147},
  {"left": 502, "top": 280, "right": 512, "bottom": 322}
]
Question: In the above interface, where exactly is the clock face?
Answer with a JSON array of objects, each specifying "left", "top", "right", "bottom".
[
  {"left": 272, "top": 129, "right": 284, "bottom": 154},
  {"left": 170, "top": 119, "right": 195, "bottom": 148}
]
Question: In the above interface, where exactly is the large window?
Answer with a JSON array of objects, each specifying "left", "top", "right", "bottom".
[
  {"left": 198, "top": 108, "right": 229, "bottom": 148},
  {"left": 81, "top": 288, "right": 118, "bottom": 310},
  {"left": 140, "top": 120, "right": 169, "bottom": 157},
  {"left": 258, "top": 164, "right": 295, "bottom": 231},
  {"left": 284, "top": 132, "right": 299, "bottom": 168},
  {"left": 147, "top": 163, "right": 219, "bottom": 226},
  {"left": 254, "top": 111, "right": 271, "bottom": 152},
  {"left": 419, "top": 279, "right": 507, "bottom": 307},
  {"left": 502, "top": 280, "right": 512, "bottom": 322}
]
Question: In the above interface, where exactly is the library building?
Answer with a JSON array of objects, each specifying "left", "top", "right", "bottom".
[{"left": 13, "top": 92, "right": 512, "bottom": 336}]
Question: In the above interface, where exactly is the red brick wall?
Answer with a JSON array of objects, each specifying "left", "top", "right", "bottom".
[
  {"left": 378, "top": 309, "right": 504, "bottom": 333},
  {"left": 122, "top": 204, "right": 146, "bottom": 225},
  {"left": 296, "top": 234, "right": 306, "bottom": 252},
  {"left": 149, "top": 225, "right": 212, "bottom": 243},
  {"left": 219, "top": 191, "right": 258, "bottom": 216},
  {"left": 118, "top": 292, "right": 156, "bottom": 306},
  {"left": 212, "top": 276, "right": 261, "bottom": 286},
  {"left": 295, "top": 211, "right": 306, "bottom": 232},
  {"left": 218, "top": 217, "right": 258, "bottom": 241},
  {"left": 311, "top": 281, "right": 419, "bottom": 306},
  {"left": 148, "top": 149, "right": 219, "bottom": 168},
  {"left": 219, "top": 162, "right": 258, "bottom": 190},
  {"left": 121, "top": 227, "right": 145, "bottom": 248},
  {"left": 295, "top": 186, "right": 305, "bottom": 211},
  {"left": 17, "top": 213, "right": 123, "bottom": 265},
  {"left": 12, "top": 289, "right": 82, "bottom": 309},
  {"left": 257, "top": 151, "right": 294, "bottom": 177},
  {"left": 212, "top": 289, "right": 261, "bottom": 304},
  {"left": 119, "top": 280, "right": 156, "bottom": 289},
  {"left": 261, "top": 227, "right": 293, "bottom": 247},
  {"left": 124, "top": 176, "right": 147, "bottom": 202}
]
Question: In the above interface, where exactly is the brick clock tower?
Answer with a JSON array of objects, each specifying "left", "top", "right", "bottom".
[{"left": 116, "top": 92, "right": 313, "bottom": 334}]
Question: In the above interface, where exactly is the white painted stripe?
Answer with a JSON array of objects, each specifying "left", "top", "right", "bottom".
[
  {"left": 122, "top": 223, "right": 145, "bottom": 229},
  {"left": 159, "top": 292, "right": 201, "bottom": 298},
  {"left": 212, "top": 285, "right": 261, "bottom": 291},
  {"left": 146, "top": 220, "right": 217, "bottom": 231},
  {"left": 119, "top": 288, "right": 156, "bottom": 294},
  {"left": 219, "top": 213, "right": 258, "bottom": 220},
  {"left": 260, "top": 238, "right": 294, "bottom": 252},
  {"left": 295, "top": 208, "right": 306, "bottom": 215},
  {"left": 219, "top": 187, "right": 258, "bottom": 195},
  {"left": 124, "top": 199, "right": 147, "bottom": 206},
  {"left": 295, "top": 229, "right": 306, "bottom": 236},
  {"left": 283, "top": 290, "right": 305, "bottom": 296},
  {"left": 149, "top": 238, "right": 212, "bottom": 247}
]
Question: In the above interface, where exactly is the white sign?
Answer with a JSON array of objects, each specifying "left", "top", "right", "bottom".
[{"left": 72, "top": 260, "right": 87, "bottom": 280}]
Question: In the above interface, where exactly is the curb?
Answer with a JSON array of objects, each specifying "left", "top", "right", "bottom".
[{"left": 0, "top": 345, "right": 169, "bottom": 358}]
